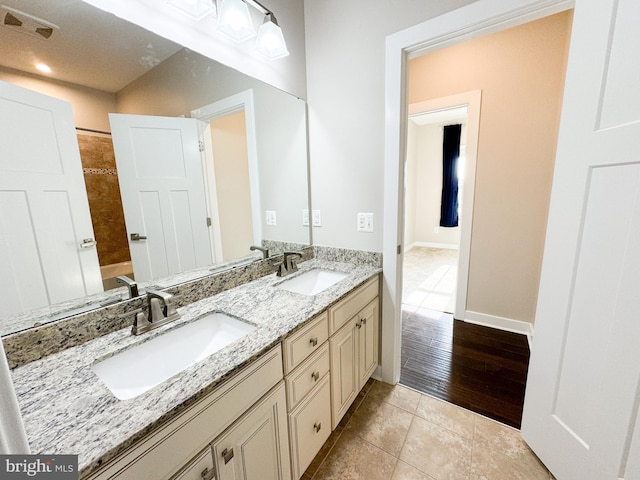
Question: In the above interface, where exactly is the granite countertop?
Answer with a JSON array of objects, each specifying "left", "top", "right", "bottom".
[{"left": 10, "top": 259, "right": 380, "bottom": 478}]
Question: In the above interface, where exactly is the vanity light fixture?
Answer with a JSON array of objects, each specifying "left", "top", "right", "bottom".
[
  {"left": 165, "top": 0, "right": 217, "bottom": 20},
  {"left": 255, "top": 12, "right": 288, "bottom": 59},
  {"left": 216, "top": 0, "right": 256, "bottom": 42},
  {"left": 216, "top": 0, "right": 289, "bottom": 59}
]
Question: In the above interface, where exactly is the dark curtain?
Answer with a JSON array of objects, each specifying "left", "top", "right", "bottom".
[{"left": 440, "top": 124, "right": 462, "bottom": 228}]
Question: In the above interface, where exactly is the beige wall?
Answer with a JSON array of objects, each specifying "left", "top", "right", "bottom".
[
  {"left": 0, "top": 66, "right": 116, "bottom": 132},
  {"left": 210, "top": 112, "right": 254, "bottom": 261},
  {"left": 408, "top": 10, "right": 572, "bottom": 323}
]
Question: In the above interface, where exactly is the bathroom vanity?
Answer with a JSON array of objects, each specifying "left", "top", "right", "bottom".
[{"left": 7, "top": 257, "right": 381, "bottom": 480}]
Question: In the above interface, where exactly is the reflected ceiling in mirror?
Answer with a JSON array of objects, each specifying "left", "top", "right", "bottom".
[{"left": 0, "top": 0, "right": 310, "bottom": 336}]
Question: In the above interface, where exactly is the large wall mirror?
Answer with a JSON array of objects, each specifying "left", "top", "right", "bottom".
[{"left": 0, "top": 0, "right": 310, "bottom": 335}]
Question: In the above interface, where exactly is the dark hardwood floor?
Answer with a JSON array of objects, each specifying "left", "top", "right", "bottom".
[{"left": 399, "top": 307, "right": 530, "bottom": 429}]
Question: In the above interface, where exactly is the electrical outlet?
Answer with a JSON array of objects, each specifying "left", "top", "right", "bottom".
[
  {"left": 266, "top": 210, "right": 277, "bottom": 226},
  {"left": 312, "top": 210, "right": 322, "bottom": 227},
  {"left": 357, "top": 213, "right": 374, "bottom": 232},
  {"left": 433, "top": 226, "right": 439, "bottom": 234},
  {"left": 302, "top": 210, "right": 309, "bottom": 226}
]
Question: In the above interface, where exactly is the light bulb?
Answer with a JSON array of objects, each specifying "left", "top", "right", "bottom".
[
  {"left": 217, "top": 0, "right": 256, "bottom": 42},
  {"left": 256, "top": 18, "right": 288, "bottom": 59}
]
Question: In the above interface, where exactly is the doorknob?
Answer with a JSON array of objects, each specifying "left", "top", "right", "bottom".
[
  {"left": 130, "top": 233, "right": 147, "bottom": 241},
  {"left": 80, "top": 238, "right": 97, "bottom": 248}
]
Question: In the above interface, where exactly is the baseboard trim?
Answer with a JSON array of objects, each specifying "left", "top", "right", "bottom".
[
  {"left": 406, "top": 241, "right": 459, "bottom": 251},
  {"left": 462, "top": 310, "right": 533, "bottom": 349}
]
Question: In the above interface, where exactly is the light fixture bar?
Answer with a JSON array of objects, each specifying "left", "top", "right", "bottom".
[
  {"left": 243, "top": 0, "right": 270, "bottom": 15},
  {"left": 215, "top": 0, "right": 288, "bottom": 59}
]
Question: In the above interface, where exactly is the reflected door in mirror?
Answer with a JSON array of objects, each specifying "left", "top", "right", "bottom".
[
  {"left": 0, "top": 82, "right": 103, "bottom": 316},
  {"left": 109, "top": 113, "right": 214, "bottom": 282}
]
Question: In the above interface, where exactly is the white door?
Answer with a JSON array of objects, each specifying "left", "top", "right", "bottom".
[
  {"left": 0, "top": 81, "right": 102, "bottom": 316},
  {"left": 521, "top": 1, "right": 640, "bottom": 479},
  {"left": 109, "top": 114, "right": 213, "bottom": 282}
]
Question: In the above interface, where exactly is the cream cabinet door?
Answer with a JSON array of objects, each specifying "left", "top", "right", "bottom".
[
  {"left": 358, "top": 299, "right": 379, "bottom": 387},
  {"left": 213, "top": 382, "right": 291, "bottom": 480},
  {"left": 288, "top": 376, "right": 331, "bottom": 479},
  {"left": 329, "top": 316, "right": 359, "bottom": 429}
]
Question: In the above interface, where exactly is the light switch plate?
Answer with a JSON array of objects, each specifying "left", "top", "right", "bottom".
[
  {"left": 312, "top": 210, "right": 322, "bottom": 227},
  {"left": 357, "top": 213, "right": 374, "bottom": 232},
  {"left": 266, "top": 210, "right": 277, "bottom": 226},
  {"left": 302, "top": 210, "right": 309, "bottom": 226}
]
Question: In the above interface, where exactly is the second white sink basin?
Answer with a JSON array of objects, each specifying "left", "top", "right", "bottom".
[
  {"left": 277, "top": 269, "right": 348, "bottom": 296},
  {"left": 93, "top": 313, "right": 255, "bottom": 400}
]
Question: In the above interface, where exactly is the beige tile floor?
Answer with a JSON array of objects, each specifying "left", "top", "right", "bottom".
[
  {"left": 303, "top": 381, "right": 553, "bottom": 480},
  {"left": 402, "top": 248, "right": 458, "bottom": 313}
]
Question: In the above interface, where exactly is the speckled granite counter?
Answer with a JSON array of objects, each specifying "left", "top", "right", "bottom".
[{"left": 9, "top": 259, "right": 380, "bottom": 478}]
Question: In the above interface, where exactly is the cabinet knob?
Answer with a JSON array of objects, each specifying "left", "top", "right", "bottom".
[
  {"left": 313, "top": 422, "right": 322, "bottom": 433},
  {"left": 361, "top": 317, "right": 367, "bottom": 324},
  {"left": 311, "top": 371, "right": 320, "bottom": 382},
  {"left": 356, "top": 321, "right": 362, "bottom": 329},
  {"left": 221, "top": 447, "right": 234, "bottom": 464},
  {"left": 309, "top": 337, "right": 318, "bottom": 347},
  {"left": 201, "top": 467, "right": 216, "bottom": 480}
]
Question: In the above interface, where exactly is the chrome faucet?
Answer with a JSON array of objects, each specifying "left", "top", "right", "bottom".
[
  {"left": 277, "top": 251, "right": 303, "bottom": 277},
  {"left": 131, "top": 289, "right": 180, "bottom": 335},
  {"left": 116, "top": 275, "right": 139, "bottom": 298},
  {"left": 250, "top": 245, "right": 269, "bottom": 259}
]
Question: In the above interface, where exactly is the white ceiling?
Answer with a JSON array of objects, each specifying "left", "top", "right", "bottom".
[
  {"left": 0, "top": 0, "right": 183, "bottom": 92},
  {"left": 409, "top": 106, "right": 467, "bottom": 126}
]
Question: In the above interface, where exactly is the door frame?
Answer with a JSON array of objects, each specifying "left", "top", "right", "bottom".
[
  {"left": 407, "top": 91, "right": 481, "bottom": 321},
  {"left": 381, "top": 0, "right": 574, "bottom": 384},
  {"left": 191, "top": 89, "right": 262, "bottom": 254}
]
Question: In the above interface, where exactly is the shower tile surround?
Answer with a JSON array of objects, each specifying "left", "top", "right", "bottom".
[
  {"left": 5, "top": 246, "right": 381, "bottom": 477},
  {"left": 77, "top": 133, "right": 130, "bottom": 268}
]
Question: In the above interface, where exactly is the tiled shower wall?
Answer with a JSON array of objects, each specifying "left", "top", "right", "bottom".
[{"left": 76, "top": 132, "right": 130, "bottom": 268}]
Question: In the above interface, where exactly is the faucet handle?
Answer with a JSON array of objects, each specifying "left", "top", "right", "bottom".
[
  {"left": 146, "top": 289, "right": 179, "bottom": 320},
  {"left": 116, "top": 275, "right": 139, "bottom": 298},
  {"left": 250, "top": 245, "right": 269, "bottom": 259}
]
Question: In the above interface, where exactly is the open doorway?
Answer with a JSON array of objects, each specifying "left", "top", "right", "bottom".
[
  {"left": 392, "top": 10, "right": 573, "bottom": 428},
  {"left": 403, "top": 106, "right": 468, "bottom": 315}
]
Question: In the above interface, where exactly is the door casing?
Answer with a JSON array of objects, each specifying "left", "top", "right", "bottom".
[{"left": 381, "top": 0, "right": 575, "bottom": 384}]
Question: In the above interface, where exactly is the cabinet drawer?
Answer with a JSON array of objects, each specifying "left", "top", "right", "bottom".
[
  {"left": 285, "top": 344, "right": 330, "bottom": 411},
  {"left": 288, "top": 376, "right": 331, "bottom": 480},
  {"left": 283, "top": 313, "right": 328, "bottom": 374},
  {"left": 171, "top": 447, "right": 214, "bottom": 480},
  {"left": 88, "top": 345, "right": 283, "bottom": 480},
  {"left": 328, "top": 276, "right": 378, "bottom": 334}
]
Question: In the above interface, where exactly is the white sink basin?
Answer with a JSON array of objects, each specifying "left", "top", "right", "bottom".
[
  {"left": 277, "top": 269, "right": 348, "bottom": 296},
  {"left": 92, "top": 313, "right": 255, "bottom": 400}
]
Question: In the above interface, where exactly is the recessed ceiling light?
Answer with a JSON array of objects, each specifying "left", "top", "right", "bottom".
[{"left": 35, "top": 63, "right": 51, "bottom": 73}]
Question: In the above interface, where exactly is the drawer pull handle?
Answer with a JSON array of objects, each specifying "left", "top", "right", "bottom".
[
  {"left": 221, "top": 448, "right": 234, "bottom": 464},
  {"left": 309, "top": 337, "right": 318, "bottom": 347},
  {"left": 201, "top": 467, "right": 216, "bottom": 480},
  {"left": 314, "top": 422, "right": 322, "bottom": 433},
  {"left": 311, "top": 371, "right": 320, "bottom": 381}
]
